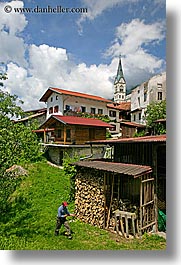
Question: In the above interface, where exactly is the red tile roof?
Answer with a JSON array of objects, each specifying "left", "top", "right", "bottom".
[
  {"left": 41, "top": 115, "right": 114, "bottom": 128},
  {"left": 107, "top": 102, "right": 131, "bottom": 111},
  {"left": 40, "top": 87, "right": 112, "bottom": 103},
  {"left": 87, "top": 134, "right": 166, "bottom": 144},
  {"left": 120, "top": 121, "right": 146, "bottom": 128},
  {"left": 74, "top": 161, "right": 152, "bottom": 178}
]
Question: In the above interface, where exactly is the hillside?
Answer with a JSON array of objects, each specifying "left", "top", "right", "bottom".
[{"left": 0, "top": 161, "right": 166, "bottom": 250}]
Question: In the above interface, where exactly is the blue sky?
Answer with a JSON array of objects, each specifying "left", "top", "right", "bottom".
[{"left": 0, "top": 0, "right": 166, "bottom": 110}]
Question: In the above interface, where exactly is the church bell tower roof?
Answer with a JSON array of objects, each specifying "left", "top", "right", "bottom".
[{"left": 114, "top": 55, "right": 124, "bottom": 84}]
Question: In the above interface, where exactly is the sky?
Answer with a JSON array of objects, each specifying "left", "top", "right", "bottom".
[{"left": 0, "top": 0, "right": 166, "bottom": 110}]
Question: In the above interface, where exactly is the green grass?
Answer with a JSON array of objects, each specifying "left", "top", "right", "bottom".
[{"left": 0, "top": 161, "right": 166, "bottom": 250}]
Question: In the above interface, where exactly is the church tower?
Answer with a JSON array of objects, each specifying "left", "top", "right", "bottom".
[{"left": 114, "top": 55, "right": 126, "bottom": 103}]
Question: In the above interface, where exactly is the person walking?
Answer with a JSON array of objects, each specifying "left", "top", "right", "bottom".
[{"left": 54, "top": 201, "right": 75, "bottom": 239}]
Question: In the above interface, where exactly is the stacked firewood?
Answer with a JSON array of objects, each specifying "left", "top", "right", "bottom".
[{"left": 74, "top": 171, "right": 105, "bottom": 228}]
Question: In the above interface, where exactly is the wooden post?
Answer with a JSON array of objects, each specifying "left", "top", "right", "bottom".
[
  {"left": 44, "top": 129, "right": 46, "bottom": 143},
  {"left": 132, "top": 215, "right": 136, "bottom": 238},
  {"left": 125, "top": 213, "right": 129, "bottom": 238},
  {"left": 103, "top": 172, "right": 106, "bottom": 229},
  {"left": 106, "top": 173, "right": 114, "bottom": 229},
  {"left": 139, "top": 178, "right": 143, "bottom": 235},
  {"left": 152, "top": 144, "right": 158, "bottom": 232},
  {"left": 63, "top": 125, "right": 66, "bottom": 144}
]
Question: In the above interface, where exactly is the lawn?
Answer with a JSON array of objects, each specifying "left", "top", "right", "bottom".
[{"left": 0, "top": 161, "right": 166, "bottom": 250}]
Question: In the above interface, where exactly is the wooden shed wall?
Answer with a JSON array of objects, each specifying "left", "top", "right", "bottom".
[
  {"left": 51, "top": 124, "right": 106, "bottom": 144},
  {"left": 121, "top": 126, "right": 137, "bottom": 138}
]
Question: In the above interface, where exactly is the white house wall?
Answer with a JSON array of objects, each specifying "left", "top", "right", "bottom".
[
  {"left": 63, "top": 96, "right": 109, "bottom": 115},
  {"left": 46, "top": 92, "right": 110, "bottom": 119},
  {"left": 47, "top": 92, "right": 64, "bottom": 119},
  {"left": 131, "top": 72, "right": 166, "bottom": 125}
]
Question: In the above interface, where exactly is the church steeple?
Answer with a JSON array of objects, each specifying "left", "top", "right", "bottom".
[
  {"left": 114, "top": 55, "right": 126, "bottom": 103},
  {"left": 114, "top": 55, "right": 124, "bottom": 85}
]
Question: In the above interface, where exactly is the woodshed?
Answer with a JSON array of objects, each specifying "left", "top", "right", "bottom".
[{"left": 74, "top": 160, "right": 156, "bottom": 238}]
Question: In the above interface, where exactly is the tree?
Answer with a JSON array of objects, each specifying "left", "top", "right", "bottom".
[
  {"left": 0, "top": 72, "right": 42, "bottom": 217},
  {"left": 0, "top": 75, "right": 42, "bottom": 173},
  {"left": 145, "top": 100, "right": 166, "bottom": 135}
]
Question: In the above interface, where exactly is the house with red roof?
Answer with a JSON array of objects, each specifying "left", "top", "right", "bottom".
[
  {"left": 37, "top": 114, "right": 113, "bottom": 144},
  {"left": 39, "top": 87, "right": 113, "bottom": 120}
]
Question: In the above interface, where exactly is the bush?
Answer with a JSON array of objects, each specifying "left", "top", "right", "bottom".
[{"left": 62, "top": 153, "right": 79, "bottom": 202}]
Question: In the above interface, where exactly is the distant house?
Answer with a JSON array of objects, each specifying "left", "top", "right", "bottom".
[
  {"left": 107, "top": 102, "right": 131, "bottom": 137},
  {"left": 14, "top": 108, "right": 47, "bottom": 126},
  {"left": 119, "top": 121, "right": 146, "bottom": 138},
  {"left": 131, "top": 72, "right": 166, "bottom": 124},
  {"left": 37, "top": 115, "right": 113, "bottom": 144}
]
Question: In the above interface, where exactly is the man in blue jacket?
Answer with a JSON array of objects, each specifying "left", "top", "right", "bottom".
[{"left": 54, "top": 201, "right": 75, "bottom": 239}]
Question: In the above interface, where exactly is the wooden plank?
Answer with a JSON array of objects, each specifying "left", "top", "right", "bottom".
[
  {"left": 141, "top": 178, "right": 154, "bottom": 183},
  {"left": 140, "top": 221, "right": 156, "bottom": 230},
  {"left": 114, "top": 214, "right": 119, "bottom": 234},
  {"left": 125, "top": 214, "right": 129, "bottom": 238},
  {"left": 141, "top": 200, "right": 154, "bottom": 208},
  {"left": 132, "top": 215, "right": 136, "bottom": 238},
  {"left": 120, "top": 217, "right": 125, "bottom": 237}
]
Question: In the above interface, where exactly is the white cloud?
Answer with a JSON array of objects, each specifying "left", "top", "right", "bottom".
[
  {"left": 1, "top": 2, "right": 166, "bottom": 111},
  {"left": 105, "top": 19, "right": 165, "bottom": 56},
  {"left": 78, "top": 0, "right": 138, "bottom": 33},
  {"left": 4, "top": 44, "right": 116, "bottom": 110},
  {"left": 0, "top": 1, "right": 28, "bottom": 66},
  {"left": 104, "top": 19, "right": 166, "bottom": 88}
]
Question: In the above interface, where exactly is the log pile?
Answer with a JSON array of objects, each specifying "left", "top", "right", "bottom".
[{"left": 74, "top": 171, "right": 105, "bottom": 228}]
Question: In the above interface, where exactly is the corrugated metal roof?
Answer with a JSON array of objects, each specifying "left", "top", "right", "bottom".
[
  {"left": 40, "top": 87, "right": 112, "bottom": 103},
  {"left": 74, "top": 161, "right": 152, "bottom": 178},
  {"left": 88, "top": 134, "right": 166, "bottom": 144}
]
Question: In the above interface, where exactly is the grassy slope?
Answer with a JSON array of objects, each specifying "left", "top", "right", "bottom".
[{"left": 0, "top": 161, "right": 166, "bottom": 250}]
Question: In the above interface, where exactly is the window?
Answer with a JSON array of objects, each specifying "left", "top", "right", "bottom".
[
  {"left": 91, "top": 107, "right": 96, "bottom": 114},
  {"left": 120, "top": 88, "right": 123, "bottom": 92},
  {"left": 54, "top": 105, "right": 59, "bottom": 113},
  {"left": 138, "top": 97, "right": 140, "bottom": 106},
  {"left": 144, "top": 92, "right": 147, "bottom": 102},
  {"left": 157, "top": 83, "right": 162, "bottom": 89},
  {"left": 57, "top": 129, "right": 61, "bottom": 138},
  {"left": 139, "top": 113, "right": 141, "bottom": 120},
  {"left": 50, "top": 97, "right": 53, "bottom": 102},
  {"left": 98, "top": 109, "right": 103, "bottom": 115},
  {"left": 109, "top": 110, "right": 116, "bottom": 117},
  {"left": 56, "top": 95, "right": 58, "bottom": 100},
  {"left": 133, "top": 114, "right": 136, "bottom": 121},
  {"left": 158, "top": 92, "right": 162, "bottom": 100},
  {"left": 65, "top": 105, "right": 71, "bottom": 111},
  {"left": 49, "top": 107, "right": 53, "bottom": 114},
  {"left": 81, "top": 106, "right": 86, "bottom": 113},
  {"left": 66, "top": 129, "right": 71, "bottom": 141}
]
